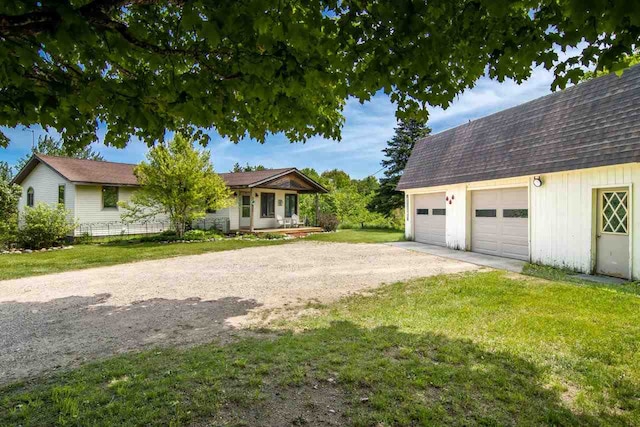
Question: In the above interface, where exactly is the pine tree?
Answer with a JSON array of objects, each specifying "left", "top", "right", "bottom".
[{"left": 368, "top": 120, "right": 430, "bottom": 217}]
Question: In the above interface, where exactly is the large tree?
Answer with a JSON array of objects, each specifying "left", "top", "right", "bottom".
[
  {"left": 368, "top": 120, "right": 430, "bottom": 217},
  {"left": 1, "top": 0, "right": 638, "bottom": 150},
  {"left": 119, "top": 134, "right": 232, "bottom": 237},
  {"left": 15, "top": 135, "right": 104, "bottom": 171}
]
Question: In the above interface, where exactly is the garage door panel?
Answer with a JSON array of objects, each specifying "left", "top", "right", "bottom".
[
  {"left": 472, "top": 188, "right": 529, "bottom": 261},
  {"left": 414, "top": 193, "right": 446, "bottom": 246}
]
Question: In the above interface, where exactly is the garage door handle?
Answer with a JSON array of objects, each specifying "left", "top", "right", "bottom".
[{"left": 596, "top": 235, "right": 601, "bottom": 239}]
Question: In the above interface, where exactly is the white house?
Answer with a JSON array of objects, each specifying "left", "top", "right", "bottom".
[
  {"left": 398, "top": 65, "right": 640, "bottom": 280},
  {"left": 11, "top": 155, "right": 327, "bottom": 236}
]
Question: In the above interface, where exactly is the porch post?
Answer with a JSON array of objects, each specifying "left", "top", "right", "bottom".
[
  {"left": 314, "top": 193, "right": 320, "bottom": 226},
  {"left": 249, "top": 192, "right": 255, "bottom": 232}
]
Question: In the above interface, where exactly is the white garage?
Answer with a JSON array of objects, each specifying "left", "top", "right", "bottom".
[
  {"left": 413, "top": 192, "right": 446, "bottom": 246},
  {"left": 471, "top": 188, "right": 529, "bottom": 261}
]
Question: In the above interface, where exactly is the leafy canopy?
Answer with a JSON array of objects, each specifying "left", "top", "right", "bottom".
[
  {"left": 1, "top": 0, "right": 638, "bottom": 149},
  {"left": 15, "top": 135, "right": 105, "bottom": 171},
  {"left": 368, "top": 120, "right": 430, "bottom": 217},
  {"left": 119, "top": 134, "right": 233, "bottom": 236}
]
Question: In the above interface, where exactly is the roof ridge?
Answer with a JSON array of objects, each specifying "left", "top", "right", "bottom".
[{"left": 36, "top": 153, "right": 139, "bottom": 167}]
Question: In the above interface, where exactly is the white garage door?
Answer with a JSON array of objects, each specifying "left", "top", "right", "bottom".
[
  {"left": 471, "top": 188, "right": 529, "bottom": 260},
  {"left": 414, "top": 192, "right": 446, "bottom": 246}
]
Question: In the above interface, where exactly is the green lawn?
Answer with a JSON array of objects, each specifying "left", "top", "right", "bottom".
[
  {"left": 305, "top": 228, "right": 404, "bottom": 243},
  {"left": 2, "top": 271, "right": 639, "bottom": 425},
  {"left": 0, "top": 239, "right": 287, "bottom": 281}
]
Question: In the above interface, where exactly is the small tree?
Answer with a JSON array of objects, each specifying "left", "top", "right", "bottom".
[
  {"left": 0, "top": 180, "right": 21, "bottom": 248},
  {"left": 18, "top": 203, "right": 76, "bottom": 249},
  {"left": 0, "top": 161, "right": 12, "bottom": 182},
  {"left": 120, "top": 134, "right": 233, "bottom": 237}
]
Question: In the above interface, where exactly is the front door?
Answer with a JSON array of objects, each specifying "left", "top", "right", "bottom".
[
  {"left": 596, "top": 188, "right": 630, "bottom": 279},
  {"left": 239, "top": 193, "right": 251, "bottom": 228}
]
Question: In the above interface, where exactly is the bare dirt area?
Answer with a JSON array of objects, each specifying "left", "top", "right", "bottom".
[{"left": 0, "top": 241, "right": 478, "bottom": 384}]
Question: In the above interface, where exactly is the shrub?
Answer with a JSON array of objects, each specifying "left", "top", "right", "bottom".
[
  {"left": 261, "top": 232, "right": 286, "bottom": 240},
  {"left": 18, "top": 203, "right": 76, "bottom": 249},
  {"left": 75, "top": 232, "right": 93, "bottom": 245},
  {"left": 318, "top": 213, "right": 339, "bottom": 232},
  {"left": 183, "top": 229, "right": 207, "bottom": 241}
]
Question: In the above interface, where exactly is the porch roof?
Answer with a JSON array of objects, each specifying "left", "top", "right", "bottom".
[{"left": 219, "top": 168, "right": 328, "bottom": 193}]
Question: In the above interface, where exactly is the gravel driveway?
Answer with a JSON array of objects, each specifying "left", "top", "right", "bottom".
[{"left": 0, "top": 241, "right": 478, "bottom": 384}]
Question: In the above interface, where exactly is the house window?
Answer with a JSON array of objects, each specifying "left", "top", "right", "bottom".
[
  {"left": 58, "top": 185, "right": 65, "bottom": 206},
  {"left": 26, "top": 187, "right": 34, "bottom": 207},
  {"left": 416, "top": 209, "right": 429, "bottom": 215},
  {"left": 260, "top": 193, "right": 275, "bottom": 218},
  {"left": 432, "top": 209, "right": 446, "bottom": 216},
  {"left": 475, "top": 209, "right": 496, "bottom": 218},
  {"left": 285, "top": 194, "right": 298, "bottom": 217},
  {"left": 102, "top": 186, "right": 119, "bottom": 209},
  {"left": 601, "top": 191, "right": 628, "bottom": 234},
  {"left": 503, "top": 209, "right": 528, "bottom": 218}
]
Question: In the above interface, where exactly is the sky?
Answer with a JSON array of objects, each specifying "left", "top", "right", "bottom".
[{"left": 0, "top": 64, "right": 562, "bottom": 179}]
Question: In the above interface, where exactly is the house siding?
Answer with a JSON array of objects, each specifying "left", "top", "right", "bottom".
[
  {"left": 403, "top": 163, "right": 640, "bottom": 280},
  {"left": 17, "top": 162, "right": 75, "bottom": 217},
  {"left": 530, "top": 163, "right": 640, "bottom": 277},
  {"left": 250, "top": 188, "right": 300, "bottom": 229}
]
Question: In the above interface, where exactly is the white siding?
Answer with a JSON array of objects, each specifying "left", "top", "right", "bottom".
[
  {"left": 403, "top": 163, "right": 640, "bottom": 280},
  {"left": 17, "top": 163, "right": 75, "bottom": 217},
  {"left": 200, "top": 201, "right": 238, "bottom": 231},
  {"left": 530, "top": 163, "right": 640, "bottom": 279},
  {"left": 74, "top": 185, "right": 138, "bottom": 224},
  {"left": 250, "top": 188, "right": 300, "bottom": 229}
]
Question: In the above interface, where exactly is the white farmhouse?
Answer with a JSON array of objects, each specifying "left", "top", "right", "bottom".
[
  {"left": 398, "top": 65, "right": 640, "bottom": 280},
  {"left": 11, "top": 155, "right": 327, "bottom": 236}
]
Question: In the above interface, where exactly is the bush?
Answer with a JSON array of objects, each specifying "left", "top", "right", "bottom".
[
  {"left": 183, "top": 229, "right": 207, "bottom": 241},
  {"left": 18, "top": 203, "right": 76, "bottom": 249},
  {"left": 261, "top": 232, "right": 286, "bottom": 240},
  {"left": 318, "top": 213, "right": 339, "bottom": 232}
]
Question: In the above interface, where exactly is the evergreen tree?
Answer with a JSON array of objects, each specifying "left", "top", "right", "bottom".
[
  {"left": 368, "top": 120, "right": 430, "bottom": 217},
  {"left": 15, "top": 136, "right": 104, "bottom": 171}
]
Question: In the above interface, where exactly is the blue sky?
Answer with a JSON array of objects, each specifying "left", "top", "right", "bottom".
[{"left": 0, "top": 64, "right": 561, "bottom": 179}]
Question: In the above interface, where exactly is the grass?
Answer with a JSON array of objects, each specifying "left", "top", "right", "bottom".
[
  {"left": 0, "top": 239, "right": 287, "bottom": 281},
  {"left": 523, "top": 263, "right": 640, "bottom": 295},
  {"left": 2, "top": 271, "right": 639, "bottom": 425},
  {"left": 304, "top": 228, "right": 404, "bottom": 243}
]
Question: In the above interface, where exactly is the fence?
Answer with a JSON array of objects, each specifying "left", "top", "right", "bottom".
[{"left": 73, "top": 217, "right": 231, "bottom": 240}]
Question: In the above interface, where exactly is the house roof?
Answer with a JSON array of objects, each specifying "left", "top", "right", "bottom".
[
  {"left": 13, "top": 154, "right": 139, "bottom": 186},
  {"left": 397, "top": 64, "right": 640, "bottom": 191},
  {"left": 219, "top": 168, "right": 328, "bottom": 193},
  {"left": 12, "top": 155, "right": 328, "bottom": 193}
]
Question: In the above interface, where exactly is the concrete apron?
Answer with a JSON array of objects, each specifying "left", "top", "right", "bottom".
[
  {"left": 387, "top": 241, "right": 630, "bottom": 285},
  {"left": 386, "top": 241, "right": 526, "bottom": 274}
]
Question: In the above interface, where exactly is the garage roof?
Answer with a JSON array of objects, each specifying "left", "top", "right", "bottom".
[{"left": 397, "top": 65, "right": 640, "bottom": 190}]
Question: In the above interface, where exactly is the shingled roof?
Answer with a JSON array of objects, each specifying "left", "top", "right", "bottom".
[
  {"left": 397, "top": 64, "right": 640, "bottom": 191},
  {"left": 12, "top": 155, "right": 327, "bottom": 193},
  {"left": 13, "top": 154, "right": 139, "bottom": 186}
]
